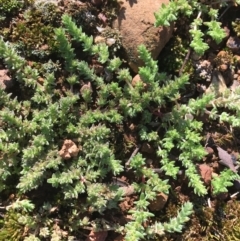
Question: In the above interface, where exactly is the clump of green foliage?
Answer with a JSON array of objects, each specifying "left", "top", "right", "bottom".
[
  {"left": 232, "top": 18, "right": 240, "bottom": 37},
  {"left": 1, "top": 4, "right": 240, "bottom": 240},
  {"left": 0, "top": 0, "right": 24, "bottom": 15},
  {"left": 154, "top": 0, "right": 233, "bottom": 56}
]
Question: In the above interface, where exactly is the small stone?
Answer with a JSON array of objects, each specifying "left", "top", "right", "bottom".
[
  {"left": 106, "top": 38, "right": 116, "bottom": 46},
  {"left": 37, "top": 77, "right": 44, "bottom": 84},
  {"left": 129, "top": 123, "right": 136, "bottom": 131},
  {"left": 59, "top": 140, "right": 80, "bottom": 160},
  {"left": 112, "top": 0, "right": 173, "bottom": 73},
  {"left": 120, "top": 185, "right": 135, "bottom": 196},
  {"left": 148, "top": 192, "right": 168, "bottom": 211},
  {"left": 131, "top": 74, "right": 147, "bottom": 88},
  {"left": 197, "top": 164, "right": 212, "bottom": 185},
  {"left": 205, "top": 147, "right": 214, "bottom": 156},
  {"left": 185, "top": 113, "right": 194, "bottom": 120},
  {"left": 0, "top": 69, "right": 13, "bottom": 90}
]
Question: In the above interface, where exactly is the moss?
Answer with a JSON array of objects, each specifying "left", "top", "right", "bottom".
[
  {"left": 10, "top": 4, "right": 62, "bottom": 57},
  {"left": 222, "top": 199, "right": 240, "bottom": 240},
  {"left": 0, "top": 210, "right": 28, "bottom": 241},
  {"left": 65, "top": 3, "right": 98, "bottom": 35},
  {"left": 0, "top": 0, "right": 24, "bottom": 15},
  {"left": 232, "top": 19, "right": 240, "bottom": 37},
  {"left": 158, "top": 35, "right": 191, "bottom": 75}
]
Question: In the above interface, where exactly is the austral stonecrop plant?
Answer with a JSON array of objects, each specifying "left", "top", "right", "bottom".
[{"left": 0, "top": 11, "right": 240, "bottom": 241}]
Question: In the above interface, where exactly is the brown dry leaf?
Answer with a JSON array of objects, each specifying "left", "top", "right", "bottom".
[
  {"left": 85, "top": 230, "right": 108, "bottom": 241},
  {"left": 59, "top": 139, "right": 80, "bottom": 160}
]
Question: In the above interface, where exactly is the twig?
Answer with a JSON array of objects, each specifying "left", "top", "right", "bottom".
[
  {"left": 218, "top": 5, "right": 231, "bottom": 19},
  {"left": 179, "top": 48, "right": 191, "bottom": 76},
  {"left": 207, "top": 198, "right": 212, "bottom": 208},
  {"left": 230, "top": 191, "right": 239, "bottom": 198},
  {"left": 179, "top": 11, "right": 202, "bottom": 76},
  {"left": 125, "top": 144, "right": 141, "bottom": 168}
]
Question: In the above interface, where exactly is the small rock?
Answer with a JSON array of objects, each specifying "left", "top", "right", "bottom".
[
  {"left": 148, "top": 192, "right": 168, "bottom": 211},
  {"left": 59, "top": 140, "right": 80, "bottom": 160},
  {"left": 119, "top": 185, "right": 135, "bottom": 196},
  {"left": 197, "top": 164, "right": 212, "bottom": 185},
  {"left": 37, "top": 77, "right": 44, "bottom": 84},
  {"left": 0, "top": 69, "right": 13, "bottom": 90},
  {"left": 205, "top": 147, "right": 214, "bottom": 156},
  {"left": 129, "top": 123, "right": 136, "bottom": 131},
  {"left": 112, "top": 0, "right": 173, "bottom": 73},
  {"left": 106, "top": 38, "right": 116, "bottom": 46},
  {"left": 131, "top": 74, "right": 147, "bottom": 88}
]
